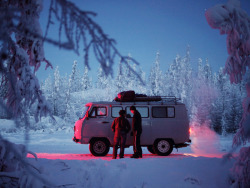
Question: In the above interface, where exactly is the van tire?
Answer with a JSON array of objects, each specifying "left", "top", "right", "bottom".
[
  {"left": 89, "top": 138, "right": 110, "bottom": 156},
  {"left": 154, "top": 139, "right": 173, "bottom": 156},
  {"left": 147, "top": 146, "right": 155, "bottom": 154}
]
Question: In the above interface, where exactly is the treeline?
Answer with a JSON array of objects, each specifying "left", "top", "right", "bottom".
[{"left": 0, "top": 47, "right": 247, "bottom": 135}]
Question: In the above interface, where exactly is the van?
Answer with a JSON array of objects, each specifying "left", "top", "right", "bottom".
[{"left": 73, "top": 96, "right": 191, "bottom": 156}]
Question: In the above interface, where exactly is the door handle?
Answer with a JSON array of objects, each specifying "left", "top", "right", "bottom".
[{"left": 102, "top": 121, "right": 109, "bottom": 124}]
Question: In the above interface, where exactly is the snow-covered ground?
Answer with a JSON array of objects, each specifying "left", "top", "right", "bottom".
[{"left": 1, "top": 119, "right": 239, "bottom": 187}]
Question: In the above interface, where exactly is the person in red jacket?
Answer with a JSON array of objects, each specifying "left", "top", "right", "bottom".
[
  {"left": 130, "top": 106, "right": 143, "bottom": 158},
  {"left": 111, "top": 110, "right": 131, "bottom": 159}
]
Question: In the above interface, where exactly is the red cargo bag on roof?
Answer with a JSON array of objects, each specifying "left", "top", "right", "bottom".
[{"left": 115, "top": 90, "right": 135, "bottom": 102}]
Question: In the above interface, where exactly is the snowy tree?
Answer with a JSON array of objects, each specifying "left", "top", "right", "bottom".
[
  {"left": 0, "top": 0, "right": 142, "bottom": 186},
  {"left": 210, "top": 68, "right": 228, "bottom": 134},
  {"left": 206, "top": 0, "right": 250, "bottom": 186},
  {"left": 149, "top": 52, "right": 164, "bottom": 96},
  {"left": 190, "top": 58, "right": 217, "bottom": 127},
  {"left": 114, "top": 56, "right": 146, "bottom": 94},
  {"left": 223, "top": 84, "right": 243, "bottom": 134},
  {"left": 165, "top": 54, "right": 182, "bottom": 96},
  {"left": 51, "top": 66, "right": 62, "bottom": 116},
  {"left": 115, "top": 60, "right": 126, "bottom": 92},
  {"left": 137, "top": 67, "right": 147, "bottom": 94},
  {"left": 127, "top": 62, "right": 138, "bottom": 90},
  {"left": 0, "top": 74, "right": 10, "bottom": 119},
  {"left": 68, "top": 60, "right": 82, "bottom": 92},
  {"left": 64, "top": 61, "right": 75, "bottom": 121},
  {"left": 82, "top": 64, "right": 92, "bottom": 91},
  {"left": 197, "top": 58, "right": 204, "bottom": 80},
  {"left": 64, "top": 60, "right": 87, "bottom": 122},
  {"left": 0, "top": 74, "right": 7, "bottom": 99},
  {"left": 203, "top": 58, "right": 213, "bottom": 84},
  {"left": 179, "top": 46, "right": 192, "bottom": 111},
  {"left": 96, "top": 64, "right": 111, "bottom": 89},
  {"left": 41, "top": 75, "right": 53, "bottom": 99},
  {"left": 122, "top": 54, "right": 137, "bottom": 91},
  {"left": 211, "top": 68, "right": 243, "bottom": 135},
  {"left": 165, "top": 46, "right": 192, "bottom": 114}
]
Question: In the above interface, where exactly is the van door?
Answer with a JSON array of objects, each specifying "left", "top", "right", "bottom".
[
  {"left": 151, "top": 106, "right": 177, "bottom": 140},
  {"left": 109, "top": 106, "right": 122, "bottom": 145},
  {"left": 125, "top": 106, "right": 152, "bottom": 146},
  {"left": 84, "top": 105, "right": 111, "bottom": 141}
]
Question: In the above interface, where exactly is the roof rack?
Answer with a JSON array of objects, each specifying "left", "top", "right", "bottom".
[
  {"left": 114, "top": 95, "right": 181, "bottom": 104},
  {"left": 160, "top": 96, "right": 181, "bottom": 104}
]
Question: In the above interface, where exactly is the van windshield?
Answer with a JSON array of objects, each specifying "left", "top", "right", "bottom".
[{"left": 81, "top": 105, "right": 90, "bottom": 118}]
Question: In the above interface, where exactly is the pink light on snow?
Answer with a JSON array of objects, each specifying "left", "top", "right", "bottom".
[
  {"left": 189, "top": 124, "right": 225, "bottom": 158},
  {"left": 27, "top": 153, "right": 198, "bottom": 160},
  {"left": 27, "top": 153, "right": 115, "bottom": 161}
]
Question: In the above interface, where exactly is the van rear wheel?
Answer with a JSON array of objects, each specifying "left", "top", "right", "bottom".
[
  {"left": 154, "top": 139, "right": 173, "bottom": 156},
  {"left": 147, "top": 146, "right": 155, "bottom": 154},
  {"left": 89, "top": 139, "right": 110, "bottom": 156}
]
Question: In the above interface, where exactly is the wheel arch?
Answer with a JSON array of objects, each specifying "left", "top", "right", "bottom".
[
  {"left": 89, "top": 137, "right": 111, "bottom": 146},
  {"left": 89, "top": 137, "right": 111, "bottom": 156},
  {"left": 153, "top": 138, "right": 174, "bottom": 156},
  {"left": 153, "top": 138, "right": 175, "bottom": 145}
]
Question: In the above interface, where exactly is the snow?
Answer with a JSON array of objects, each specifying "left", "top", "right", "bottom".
[
  {"left": 0, "top": 119, "right": 239, "bottom": 187},
  {"left": 26, "top": 155, "right": 232, "bottom": 188},
  {"left": 0, "top": 119, "right": 16, "bottom": 133}
]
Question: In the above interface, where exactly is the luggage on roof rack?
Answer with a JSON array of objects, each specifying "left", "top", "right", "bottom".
[
  {"left": 114, "top": 90, "right": 135, "bottom": 102},
  {"left": 114, "top": 91, "right": 181, "bottom": 103}
]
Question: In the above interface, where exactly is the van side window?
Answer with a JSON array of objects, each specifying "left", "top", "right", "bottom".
[
  {"left": 152, "top": 107, "right": 175, "bottom": 118},
  {"left": 167, "top": 107, "right": 175, "bottom": 118},
  {"left": 126, "top": 106, "right": 149, "bottom": 118},
  {"left": 90, "top": 107, "right": 107, "bottom": 117},
  {"left": 111, "top": 106, "right": 122, "bottom": 118}
]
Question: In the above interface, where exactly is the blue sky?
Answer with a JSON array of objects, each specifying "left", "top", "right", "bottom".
[{"left": 38, "top": 0, "right": 250, "bottom": 81}]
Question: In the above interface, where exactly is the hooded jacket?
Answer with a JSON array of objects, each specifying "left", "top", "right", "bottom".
[{"left": 111, "top": 116, "right": 131, "bottom": 137}]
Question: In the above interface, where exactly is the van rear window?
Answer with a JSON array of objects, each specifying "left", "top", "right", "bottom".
[{"left": 152, "top": 107, "right": 175, "bottom": 118}]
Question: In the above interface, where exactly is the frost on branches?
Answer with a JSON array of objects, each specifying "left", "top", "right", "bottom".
[
  {"left": 205, "top": 0, "right": 250, "bottom": 187},
  {"left": 0, "top": 0, "right": 52, "bottom": 186},
  {"left": 0, "top": 0, "right": 142, "bottom": 186},
  {"left": 0, "top": 0, "right": 52, "bottom": 121},
  {"left": 205, "top": 0, "right": 250, "bottom": 84},
  {"left": 0, "top": 137, "right": 50, "bottom": 187}
]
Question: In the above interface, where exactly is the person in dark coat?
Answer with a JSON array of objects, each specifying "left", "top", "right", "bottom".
[
  {"left": 130, "top": 106, "right": 143, "bottom": 158},
  {"left": 111, "top": 110, "right": 131, "bottom": 159}
]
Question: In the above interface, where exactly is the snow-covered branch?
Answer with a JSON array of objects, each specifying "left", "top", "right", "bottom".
[
  {"left": 0, "top": 0, "right": 143, "bottom": 186},
  {"left": 205, "top": 0, "right": 250, "bottom": 144},
  {"left": 205, "top": 0, "right": 250, "bottom": 84},
  {"left": 44, "top": 0, "right": 142, "bottom": 81},
  {"left": 0, "top": 136, "right": 53, "bottom": 187},
  {"left": 206, "top": 0, "right": 250, "bottom": 186}
]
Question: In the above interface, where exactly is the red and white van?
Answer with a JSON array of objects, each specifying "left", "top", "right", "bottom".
[{"left": 73, "top": 96, "right": 191, "bottom": 156}]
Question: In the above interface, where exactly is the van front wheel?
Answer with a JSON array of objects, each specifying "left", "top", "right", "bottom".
[
  {"left": 154, "top": 139, "right": 173, "bottom": 156},
  {"left": 89, "top": 139, "right": 110, "bottom": 156}
]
